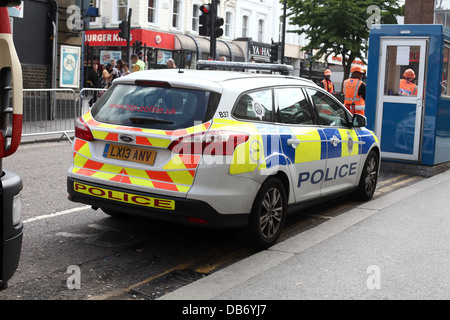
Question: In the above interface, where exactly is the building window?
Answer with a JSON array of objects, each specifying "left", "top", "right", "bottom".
[
  {"left": 148, "top": 0, "right": 157, "bottom": 24},
  {"left": 242, "top": 15, "right": 248, "bottom": 38},
  {"left": 116, "top": 0, "right": 128, "bottom": 21},
  {"left": 258, "top": 19, "right": 264, "bottom": 42},
  {"left": 172, "top": 0, "right": 182, "bottom": 29},
  {"left": 192, "top": 4, "right": 199, "bottom": 32},
  {"left": 225, "top": 11, "right": 232, "bottom": 37}
]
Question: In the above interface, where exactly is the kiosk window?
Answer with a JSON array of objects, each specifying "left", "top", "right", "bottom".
[
  {"left": 441, "top": 46, "right": 450, "bottom": 97},
  {"left": 383, "top": 45, "right": 420, "bottom": 96}
]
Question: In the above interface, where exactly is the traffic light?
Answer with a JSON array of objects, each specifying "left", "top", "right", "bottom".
[
  {"left": 199, "top": 4, "right": 211, "bottom": 36},
  {"left": 135, "top": 40, "right": 143, "bottom": 59},
  {"left": 215, "top": 16, "right": 224, "bottom": 37},
  {"left": 118, "top": 20, "right": 128, "bottom": 40},
  {"left": 270, "top": 41, "right": 279, "bottom": 63}
]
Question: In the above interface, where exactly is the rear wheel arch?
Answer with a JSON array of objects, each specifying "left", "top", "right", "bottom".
[{"left": 272, "top": 170, "right": 290, "bottom": 202}]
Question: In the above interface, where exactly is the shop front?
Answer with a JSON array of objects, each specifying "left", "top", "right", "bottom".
[
  {"left": 85, "top": 29, "right": 246, "bottom": 74},
  {"left": 84, "top": 28, "right": 176, "bottom": 70}
]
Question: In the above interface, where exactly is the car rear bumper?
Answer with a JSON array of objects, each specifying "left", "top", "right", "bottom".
[{"left": 67, "top": 177, "right": 249, "bottom": 228}]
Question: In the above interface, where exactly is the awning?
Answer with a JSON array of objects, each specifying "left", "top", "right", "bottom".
[
  {"left": 174, "top": 34, "right": 245, "bottom": 61},
  {"left": 175, "top": 34, "right": 197, "bottom": 52},
  {"left": 225, "top": 41, "right": 245, "bottom": 62}
]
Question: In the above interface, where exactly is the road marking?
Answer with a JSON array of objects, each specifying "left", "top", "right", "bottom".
[{"left": 23, "top": 205, "right": 91, "bottom": 224}]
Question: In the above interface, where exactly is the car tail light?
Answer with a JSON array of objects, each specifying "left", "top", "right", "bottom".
[
  {"left": 168, "top": 130, "right": 249, "bottom": 156},
  {"left": 75, "top": 117, "right": 94, "bottom": 141}
]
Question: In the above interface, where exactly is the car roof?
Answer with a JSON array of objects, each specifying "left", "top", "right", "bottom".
[{"left": 112, "top": 69, "right": 318, "bottom": 93}]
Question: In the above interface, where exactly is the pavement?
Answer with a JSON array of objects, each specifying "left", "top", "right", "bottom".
[{"left": 158, "top": 168, "right": 450, "bottom": 300}]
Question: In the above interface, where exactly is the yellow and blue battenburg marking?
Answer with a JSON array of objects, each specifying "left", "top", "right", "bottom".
[{"left": 228, "top": 122, "right": 378, "bottom": 175}]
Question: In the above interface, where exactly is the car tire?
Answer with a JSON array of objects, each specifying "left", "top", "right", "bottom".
[
  {"left": 241, "top": 177, "right": 287, "bottom": 249},
  {"left": 356, "top": 150, "right": 379, "bottom": 201}
]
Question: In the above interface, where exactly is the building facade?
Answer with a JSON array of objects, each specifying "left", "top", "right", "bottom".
[{"left": 10, "top": 0, "right": 314, "bottom": 89}]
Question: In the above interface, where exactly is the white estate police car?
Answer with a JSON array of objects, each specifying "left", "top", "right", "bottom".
[{"left": 67, "top": 61, "right": 380, "bottom": 249}]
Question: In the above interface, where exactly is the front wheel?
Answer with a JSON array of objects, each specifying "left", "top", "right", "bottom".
[
  {"left": 356, "top": 150, "right": 379, "bottom": 201},
  {"left": 241, "top": 177, "right": 287, "bottom": 249}
]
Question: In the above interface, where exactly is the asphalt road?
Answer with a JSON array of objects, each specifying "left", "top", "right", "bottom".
[{"left": 0, "top": 141, "right": 422, "bottom": 300}]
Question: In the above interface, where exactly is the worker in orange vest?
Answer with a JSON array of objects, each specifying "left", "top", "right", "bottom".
[
  {"left": 319, "top": 69, "right": 334, "bottom": 94},
  {"left": 399, "top": 69, "right": 418, "bottom": 96},
  {"left": 343, "top": 65, "right": 366, "bottom": 116}
]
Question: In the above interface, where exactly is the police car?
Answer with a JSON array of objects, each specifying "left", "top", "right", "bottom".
[{"left": 67, "top": 61, "right": 380, "bottom": 249}]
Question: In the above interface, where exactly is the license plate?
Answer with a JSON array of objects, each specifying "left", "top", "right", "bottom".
[{"left": 103, "top": 143, "right": 156, "bottom": 165}]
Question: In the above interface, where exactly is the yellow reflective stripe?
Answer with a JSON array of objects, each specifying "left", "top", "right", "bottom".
[
  {"left": 123, "top": 167, "right": 148, "bottom": 179},
  {"left": 100, "top": 163, "right": 123, "bottom": 174},
  {"left": 82, "top": 111, "right": 93, "bottom": 122},
  {"left": 127, "top": 176, "right": 155, "bottom": 188},
  {"left": 185, "top": 123, "right": 209, "bottom": 134},
  {"left": 167, "top": 170, "right": 194, "bottom": 185},
  {"left": 125, "top": 175, "right": 190, "bottom": 193},
  {"left": 72, "top": 167, "right": 81, "bottom": 174},
  {"left": 140, "top": 128, "right": 168, "bottom": 135},
  {"left": 76, "top": 140, "right": 92, "bottom": 158},
  {"left": 142, "top": 137, "right": 171, "bottom": 148},
  {"left": 294, "top": 129, "right": 322, "bottom": 163},
  {"left": 97, "top": 123, "right": 120, "bottom": 129},
  {"left": 74, "top": 153, "right": 89, "bottom": 168},
  {"left": 164, "top": 155, "right": 188, "bottom": 170},
  {"left": 91, "top": 171, "right": 120, "bottom": 180},
  {"left": 230, "top": 139, "right": 259, "bottom": 174},
  {"left": 92, "top": 130, "right": 109, "bottom": 140},
  {"left": 339, "top": 129, "right": 359, "bottom": 157}
]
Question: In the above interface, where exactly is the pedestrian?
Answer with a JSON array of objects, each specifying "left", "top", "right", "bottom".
[
  {"left": 121, "top": 63, "right": 131, "bottom": 77},
  {"left": 102, "top": 63, "right": 113, "bottom": 88},
  {"left": 110, "top": 59, "right": 120, "bottom": 80},
  {"left": 87, "top": 63, "right": 103, "bottom": 106},
  {"left": 319, "top": 69, "right": 334, "bottom": 94},
  {"left": 87, "top": 63, "right": 102, "bottom": 89},
  {"left": 166, "top": 58, "right": 176, "bottom": 69},
  {"left": 399, "top": 69, "right": 418, "bottom": 96},
  {"left": 343, "top": 65, "right": 366, "bottom": 116},
  {"left": 116, "top": 59, "right": 124, "bottom": 76},
  {"left": 131, "top": 54, "right": 145, "bottom": 72}
]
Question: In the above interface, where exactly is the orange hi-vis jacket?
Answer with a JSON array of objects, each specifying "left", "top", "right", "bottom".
[
  {"left": 343, "top": 78, "right": 365, "bottom": 115},
  {"left": 320, "top": 79, "right": 334, "bottom": 94},
  {"left": 399, "top": 79, "right": 418, "bottom": 96}
]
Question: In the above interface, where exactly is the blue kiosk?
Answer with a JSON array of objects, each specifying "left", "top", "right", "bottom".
[{"left": 366, "top": 24, "right": 450, "bottom": 176}]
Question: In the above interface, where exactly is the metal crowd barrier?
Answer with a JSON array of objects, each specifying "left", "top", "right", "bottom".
[
  {"left": 21, "top": 88, "right": 106, "bottom": 143},
  {"left": 79, "top": 88, "right": 107, "bottom": 117}
]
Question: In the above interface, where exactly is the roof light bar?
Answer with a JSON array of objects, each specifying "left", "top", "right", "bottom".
[{"left": 196, "top": 60, "right": 294, "bottom": 75}]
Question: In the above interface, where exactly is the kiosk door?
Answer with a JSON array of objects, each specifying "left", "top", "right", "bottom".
[{"left": 375, "top": 38, "right": 427, "bottom": 161}]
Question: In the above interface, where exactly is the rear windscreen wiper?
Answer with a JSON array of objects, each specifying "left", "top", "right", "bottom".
[{"left": 129, "top": 116, "right": 174, "bottom": 125}]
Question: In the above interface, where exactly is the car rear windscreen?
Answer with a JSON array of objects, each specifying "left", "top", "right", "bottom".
[{"left": 91, "top": 84, "right": 219, "bottom": 130}]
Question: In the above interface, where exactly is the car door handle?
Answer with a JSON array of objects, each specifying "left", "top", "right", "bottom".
[
  {"left": 287, "top": 138, "right": 301, "bottom": 148},
  {"left": 330, "top": 135, "right": 341, "bottom": 147}
]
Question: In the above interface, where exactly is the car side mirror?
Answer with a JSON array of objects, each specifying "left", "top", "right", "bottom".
[{"left": 352, "top": 114, "right": 367, "bottom": 127}]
